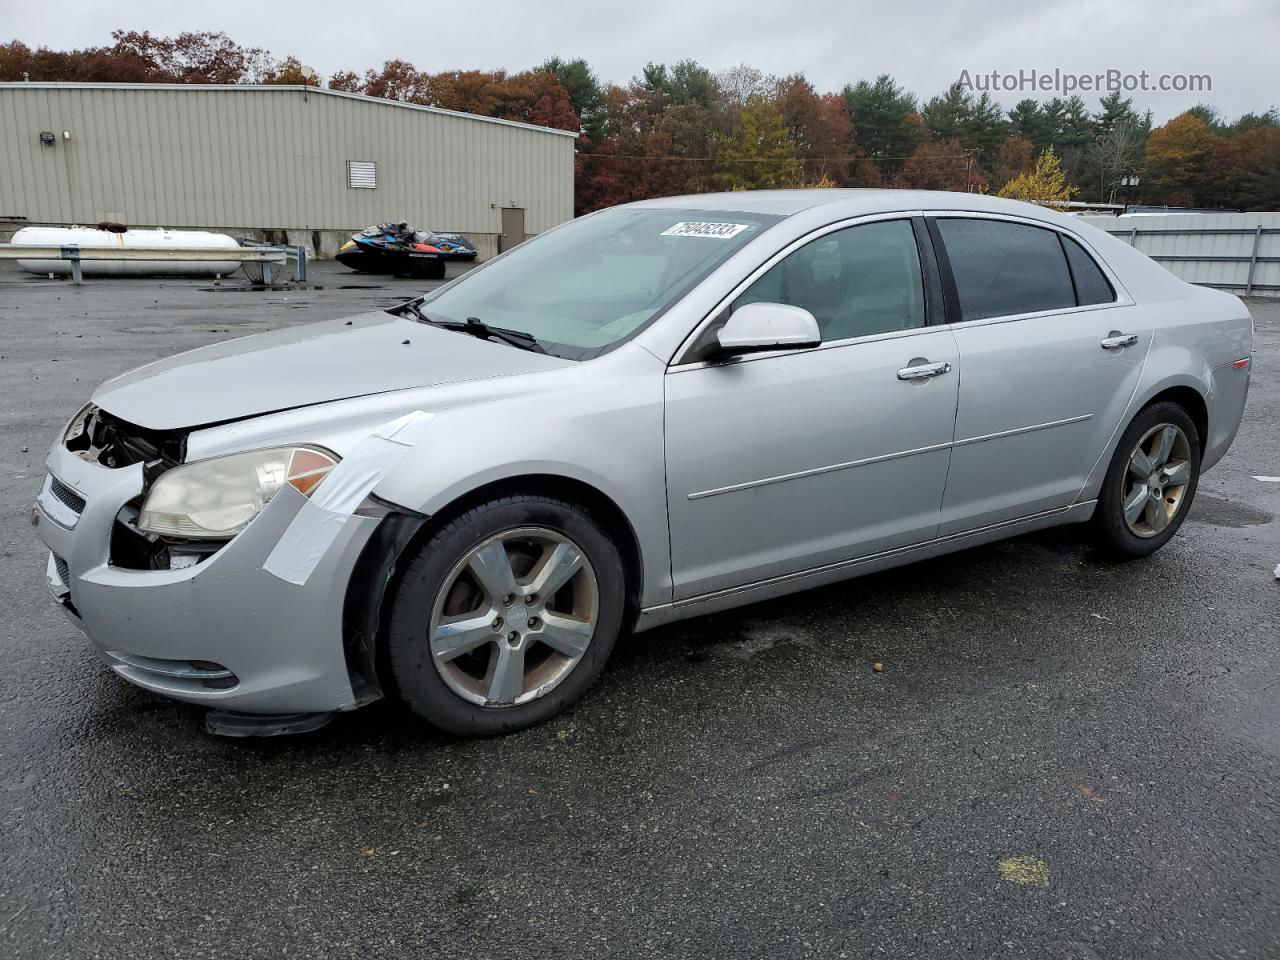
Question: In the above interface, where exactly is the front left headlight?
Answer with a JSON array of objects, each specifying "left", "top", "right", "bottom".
[{"left": 138, "top": 445, "right": 339, "bottom": 540}]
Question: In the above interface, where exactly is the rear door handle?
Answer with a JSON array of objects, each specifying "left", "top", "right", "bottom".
[
  {"left": 1100, "top": 334, "right": 1139, "bottom": 349},
  {"left": 897, "top": 361, "right": 952, "bottom": 381}
]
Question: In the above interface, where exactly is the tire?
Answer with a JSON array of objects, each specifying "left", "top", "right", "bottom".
[
  {"left": 1093, "top": 401, "right": 1201, "bottom": 557},
  {"left": 385, "top": 495, "right": 626, "bottom": 735}
]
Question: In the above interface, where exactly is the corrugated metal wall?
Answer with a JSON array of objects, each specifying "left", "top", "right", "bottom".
[
  {"left": 0, "top": 84, "right": 575, "bottom": 236},
  {"left": 1080, "top": 212, "right": 1280, "bottom": 297}
]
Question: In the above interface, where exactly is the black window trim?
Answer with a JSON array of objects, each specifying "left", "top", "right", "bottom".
[
  {"left": 924, "top": 212, "right": 1129, "bottom": 329},
  {"left": 911, "top": 215, "right": 948, "bottom": 327},
  {"left": 672, "top": 211, "right": 941, "bottom": 367},
  {"left": 924, "top": 217, "right": 961, "bottom": 326}
]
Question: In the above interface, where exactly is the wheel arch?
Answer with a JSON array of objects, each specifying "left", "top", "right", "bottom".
[
  {"left": 1078, "top": 375, "right": 1210, "bottom": 504},
  {"left": 1134, "top": 381, "right": 1209, "bottom": 455},
  {"left": 344, "top": 472, "right": 647, "bottom": 704},
  {"left": 415, "top": 472, "right": 646, "bottom": 629}
]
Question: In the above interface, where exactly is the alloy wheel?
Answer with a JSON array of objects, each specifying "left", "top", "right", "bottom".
[
  {"left": 1121, "top": 423, "right": 1193, "bottom": 538},
  {"left": 428, "top": 527, "right": 599, "bottom": 707}
]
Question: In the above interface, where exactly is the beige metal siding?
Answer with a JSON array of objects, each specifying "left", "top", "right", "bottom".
[
  {"left": 1081, "top": 212, "right": 1280, "bottom": 297},
  {"left": 0, "top": 84, "right": 575, "bottom": 235}
]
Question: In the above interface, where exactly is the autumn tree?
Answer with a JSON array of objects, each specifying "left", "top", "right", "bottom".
[
  {"left": 895, "top": 135, "right": 984, "bottom": 192},
  {"left": 1218, "top": 124, "right": 1280, "bottom": 209},
  {"left": 260, "top": 57, "right": 319, "bottom": 86},
  {"left": 1186, "top": 103, "right": 1229, "bottom": 134},
  {"left": 359, "top": 59, "right": 429, "bottom": 102},
  {"left": 1143, "top": 112, "right": 1218, "bottom": 206},
  {"left": 774, "top": 75, "right": 856, "bottom": 183},
  {"left": 714, "top": 99, "right": 802, "bottom": 190},
  {"left": 997, "top": 147, "right": 1076, "bottom": 207},
  {"left": 575, "top": 134, "right": 634, "bottom": 214},
  {"left": 109, "top": 30, "right": 270, "bottom": 83},
  {"left": 994, "top": 133, "right": 1035, "bottom": 190},
  {"left": 503, "top": 71, "right": 580, "bottom": 131},
  {"left": 0, "top": 31, "right": 290, "bottom": 84},
  {"left": 0, "top": 39, "right": 146, "bottom": 81},
  {"left": 326, "top": 70, "right": 361, "bottom": 92}
]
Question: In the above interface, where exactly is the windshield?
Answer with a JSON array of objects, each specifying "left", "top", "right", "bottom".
[{"left": 417, "top": 207, "right": 779, "bottom": 359}]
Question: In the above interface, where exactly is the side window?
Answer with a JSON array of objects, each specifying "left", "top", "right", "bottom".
[
  {"left": 936, "top": 218, "right": 1076, "bottom": 322},
  {"left": 1061, "top": 235, "right": 1116, "bottom": 306},
  {"left": 732, "top": 219, "right": 925, "bottom": 341}
]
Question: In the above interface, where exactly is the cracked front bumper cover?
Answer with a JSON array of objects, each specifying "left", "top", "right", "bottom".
[{"left": 34, "top": 441, "right": 382, "bottom": 715}]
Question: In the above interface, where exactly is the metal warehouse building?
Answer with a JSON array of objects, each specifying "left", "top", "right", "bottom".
[{"left": 0, "top": 83, "right": 577, "bottom": 259}]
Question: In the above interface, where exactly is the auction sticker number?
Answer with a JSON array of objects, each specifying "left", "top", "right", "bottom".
[{"left": 660, "top": 221, "right": 751, "bottom": 239}]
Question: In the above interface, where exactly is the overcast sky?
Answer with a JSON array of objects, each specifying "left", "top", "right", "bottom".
[{"left": 7, "top": 0, "right": 1276, "bottom": 123}]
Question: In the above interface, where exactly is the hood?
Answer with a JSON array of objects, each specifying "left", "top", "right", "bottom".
[{"left": 93, "top": 312, "right": 573, "bottom": 430}]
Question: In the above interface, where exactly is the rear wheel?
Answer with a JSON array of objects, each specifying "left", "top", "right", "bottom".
[
  {"left": 1093, "top": 401, "right": 1200, "bottom": 557},
  {"left": 385, "top": 495, "right": 625, "bottom": 735}
]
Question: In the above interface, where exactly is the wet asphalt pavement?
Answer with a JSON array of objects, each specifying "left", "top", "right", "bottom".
[{"left": 1, "top": 261, "right": 1277, "bottom": 959}]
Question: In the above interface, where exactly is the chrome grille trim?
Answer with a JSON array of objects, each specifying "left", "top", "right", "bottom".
[
  {"left": 49, "top": 475, "right": 86, "bottom": 514},
  {"left": 36, "top": 474, "right": 82, "bottom": 529}
]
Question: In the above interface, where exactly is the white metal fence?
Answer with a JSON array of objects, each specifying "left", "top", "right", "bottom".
[{"left": 1080, "top": 212, "right": 1280, "bottom": 298}]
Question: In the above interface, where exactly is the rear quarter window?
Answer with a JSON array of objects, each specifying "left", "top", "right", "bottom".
[
  {"left": 936, "top": 218, "right": 1076, "bottom": 322},
  {"left": 1061, "top": 235, "right": 1116, "bottom": 306}
]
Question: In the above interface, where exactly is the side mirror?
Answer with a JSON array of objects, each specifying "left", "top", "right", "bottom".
[{"left": 714, "top": 302, "right": 821, "bottom": 356}]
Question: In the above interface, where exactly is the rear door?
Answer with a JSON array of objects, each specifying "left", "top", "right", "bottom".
[
  {"left": 930, "top": 215, "right": 1150, "bottom": 535},
  {"left": 665, "top": 217, "right": 960, "bottom": 600}
]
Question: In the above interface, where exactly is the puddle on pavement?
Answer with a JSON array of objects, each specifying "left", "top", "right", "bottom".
[{"left": 1189, "top": 493, "right": 1274, "bottom": 527}]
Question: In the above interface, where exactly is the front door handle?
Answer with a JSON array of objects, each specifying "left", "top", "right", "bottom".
[
  {"left": 1101, "top": 333, "right": 1140, "bottom": 350},
  {"left": 897, "top": 361, "right": 952, "bottom": 381}
]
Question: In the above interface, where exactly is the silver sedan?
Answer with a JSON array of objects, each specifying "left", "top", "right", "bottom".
[{"left": 33, "top": 190, "right": 1253, "bottom": 736}]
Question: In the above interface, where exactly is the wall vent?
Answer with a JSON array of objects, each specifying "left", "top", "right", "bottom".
[{"left": 347, "top": 160, "right": 377, "bottom": 189}]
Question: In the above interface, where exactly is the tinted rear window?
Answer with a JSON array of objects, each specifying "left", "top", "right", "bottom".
[
  {"left": 936, "top": 218, "right": 1076, "bottom": 322},
  {"left": 1062, "top": 235, "right": 1116, "bottom": 305}
]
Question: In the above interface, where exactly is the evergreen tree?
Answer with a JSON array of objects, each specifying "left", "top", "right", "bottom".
[{"left": 842, "top": 75, "right": 919, "bottom": 178}]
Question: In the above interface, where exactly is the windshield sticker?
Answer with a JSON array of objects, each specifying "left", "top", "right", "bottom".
[{"left": 660, "top": 221, "right": 752, "bottom": 239}]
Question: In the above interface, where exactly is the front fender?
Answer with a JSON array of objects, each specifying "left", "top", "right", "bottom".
[{"left": 369, "top": 359, "right": 672, "bottom": 608}]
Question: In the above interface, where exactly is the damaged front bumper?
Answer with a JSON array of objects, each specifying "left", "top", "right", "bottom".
[{"left": 33, "top": 440, "right": 384, "bottom": 716}]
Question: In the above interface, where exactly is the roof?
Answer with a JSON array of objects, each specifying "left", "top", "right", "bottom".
[
  {"left": 0, "top": 82, "right": 579, "bottom": 138},
  {"left": 629, "top": 189, "right": 1069, "bottom": 219}
]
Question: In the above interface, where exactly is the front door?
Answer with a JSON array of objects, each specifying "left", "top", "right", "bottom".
[
  {"left": 665, "top": 218, "right": 960, "bottom": 600},
  {"left": 930, "top": 216, "right": 1152, "bottom": 534}
]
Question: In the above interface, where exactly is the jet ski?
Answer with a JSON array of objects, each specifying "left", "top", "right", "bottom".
[{"left": 336, "top": 221, "right": 478, "bottom": 279}]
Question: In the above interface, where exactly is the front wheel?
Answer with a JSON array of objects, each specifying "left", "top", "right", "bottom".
[
  {"left": 1093, "top": 401, "right": 1201, "bottom": 557},
  {"left": 385, "top": 495, "right": 625, "bottom": 735}
]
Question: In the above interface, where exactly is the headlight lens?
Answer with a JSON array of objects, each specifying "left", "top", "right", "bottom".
[{"left": 138, "top": 446, "right": 339, "bottom": 539}]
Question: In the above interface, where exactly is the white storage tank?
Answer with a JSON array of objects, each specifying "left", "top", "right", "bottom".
[{"left": 12, "top": 226, "right": 242, "bottom": 277}]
